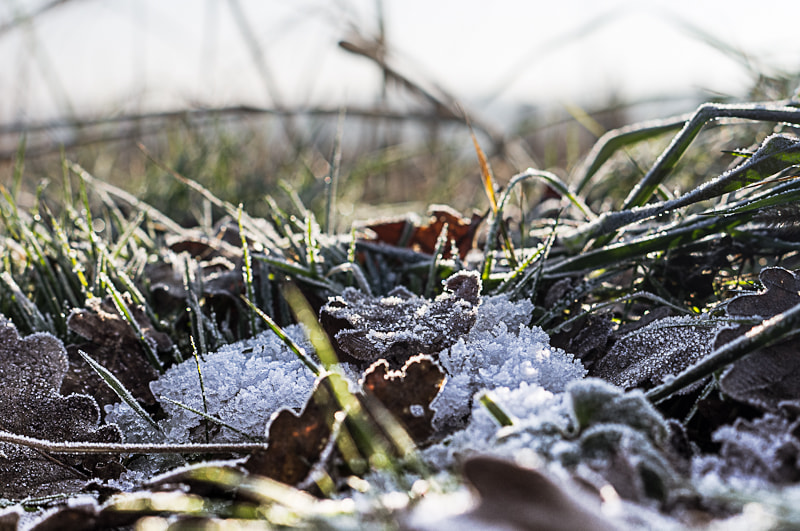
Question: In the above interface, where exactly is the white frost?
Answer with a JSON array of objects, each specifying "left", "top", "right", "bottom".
[
  {"left": 432, "top": 294, "right": 586, "bottom": 431},
  {"left": 107, "top": 325, "right": 317, "bottom": 444}
]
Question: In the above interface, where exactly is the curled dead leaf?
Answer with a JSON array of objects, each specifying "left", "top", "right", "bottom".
[
  {"left": 243, "top": 374, "right": 343, "bottom": 486},
  {"left": 362, "top": 205, "right": 483, "bottom": 260}
]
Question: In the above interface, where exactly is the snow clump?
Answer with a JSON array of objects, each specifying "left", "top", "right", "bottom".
[
  {"left": 106, "top": 324, "right": 317, "bottom": 444},
  {"left": 432, "top": 294, "right": 586, "bottom": 431}
]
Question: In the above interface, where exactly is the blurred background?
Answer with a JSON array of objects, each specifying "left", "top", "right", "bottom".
[{"left": 0, "top": 0, "right": 798, "bottom": 225}]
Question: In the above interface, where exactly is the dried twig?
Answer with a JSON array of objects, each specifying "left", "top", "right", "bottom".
[{"left": 0, "top": 430, "right": 266, "bottom": 454}]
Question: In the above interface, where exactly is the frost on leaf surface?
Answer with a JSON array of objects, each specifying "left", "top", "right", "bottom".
[
  {"left": 694, "top": 401, "right": 800, "bottom": 485},
  {"left": 109, "top": 325, "right": 317, "bottom": 444},
  {"left": 427, "top": 379, "right": 691, "bottom": 507},
  {"left": 592, "top": 314, "right": 722, "bottom": 391},
  {"left": 0, "top": 317, "right": 123, "bottom": 499},
  {"left": 432, "top": 294, "right": 585, "bottom": 431},
  {"left": 320, "top": 271, "right": 480, "bottom": 364}
]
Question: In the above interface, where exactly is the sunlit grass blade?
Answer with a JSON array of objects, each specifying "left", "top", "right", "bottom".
[
  {"left": 478, "top": 391, "right": 515, "bottom": 427},
  {"left": 238, "top": 204, "right": 258, "bottom": 335},
  {"left": 282, "top": 284, "right": 428, "bottom": 481},
  {"left": 100, "top": 272, "right": 162, "bottom": 371},
  {"left": 471, "top": 127, "right": 498, "bottom": 213},
  {"left": 78, "top": 349, "right": 164, "bottom": 436},
  {"left": 241, "top": 294, "right": 322, "bottom": 376},
  {"left": 481, "top": 169, "right": 563, "bottom": 281}
]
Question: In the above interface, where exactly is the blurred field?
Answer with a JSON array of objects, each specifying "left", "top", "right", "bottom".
[{"left": 0, "top": 1, "right": 798, "bottom": 225}]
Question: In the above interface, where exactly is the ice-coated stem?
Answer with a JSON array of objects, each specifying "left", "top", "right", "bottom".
[
  {"left": 623, "top": 101, "right": 800, "bottom": 209},
  {"left": 568, "top": 101, "right": 800, "bottom": 247},
  {"left": 0, "top": 430, "right": 267, "bottom": 454}
]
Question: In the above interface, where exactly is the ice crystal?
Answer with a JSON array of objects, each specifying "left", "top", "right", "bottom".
[
  {"left": 432, "top": 297, "right": 586, "bottom": 430},
  {"left": 107, "top": 325, "right": 317, "bottom": 444}
]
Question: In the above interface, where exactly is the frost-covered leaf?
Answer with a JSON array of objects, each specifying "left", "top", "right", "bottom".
[
  {"left": 64, "top": 295, "right": 165, "bottom": 408},
  {"left": 562, "top": 380, "right": 692, "bottom": 505},
  {"left": 718, "top": 267, "right": 800, "bottom": 411},
  {"left": 724, "top": 267, "right": 800, "bottom": 318},
  {"left": 361, "top": 355, "right": 445, "bottom": 443},
  {"left": 719, "top": 341, "right": 800, "bottom": 413},
  {"left": 551, "top": 313, "right": 614, "bottom": 370},
  {"left": 0, "top": 317, "right": 123, "bottom": 499},
  {"left": 567, "top": 378, "right": 670, "bottom": 442},
  {"left": 243, "top": 373, "right": 343, "bottom": 486},
  {"left": 431, "top": 379, "right": 691, "bottom": 507},
  {"left": 592, "top": 314, "right": 722, "bottom": 391},
  {"left": 404, "top": 455, "right": 616, "bottom": 531},
  {"left": 320, "top": 271, "right": 480, "bottom": 364},
  {"left": 694, "top": 401, "right": 800, "bottom": 484}
]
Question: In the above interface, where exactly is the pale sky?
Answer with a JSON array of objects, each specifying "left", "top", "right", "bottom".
[{"left": 0, "top": 0, "right": 797, "bottom": 124}]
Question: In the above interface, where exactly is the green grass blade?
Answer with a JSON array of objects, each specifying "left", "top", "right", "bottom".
[
  {"left": 78, "top": 350, "right": 164, "bottom": 436},
  {"left": 158, "top": 396, "right": 262, "bottom": 443},
  {"left": 241, "top": 295, "right": 322, "bottom": 376},
  {"left": 423, "top": 222, "right": 449, "bottom": 299},
  {"left": 574, "top": 113, "right": 690, "bottom": 194},
  {"left": 238, "top": 205, "right": 257, "bottom": 335},
  {"left": 100, "top": 272, "right": 162, "bottom": 371}
]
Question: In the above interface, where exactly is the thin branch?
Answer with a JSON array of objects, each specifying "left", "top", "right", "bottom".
[
  {"left": 0, "top": 0, "right": 79, "bottom": 37},
  {"left": 0, "top": 430, "right": 267, "bottom": 455}
]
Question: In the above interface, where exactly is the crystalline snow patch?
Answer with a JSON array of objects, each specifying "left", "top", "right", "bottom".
[
  {"left": 432, "top": 295, "right": 585, "bottom": 431},
  {"left": 423, "top": 382, "right": 568, "bottom": 468},
  {"left": 107, "top": 324, "right": 317, "bottom": 444}
]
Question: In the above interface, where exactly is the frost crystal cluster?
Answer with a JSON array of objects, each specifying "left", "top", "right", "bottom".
[
  {"left": 107, "top": 325, "right": 317, "bottom": 443},
  {"left": 432, "top": 294, "right": 587, "bottom": 431}
]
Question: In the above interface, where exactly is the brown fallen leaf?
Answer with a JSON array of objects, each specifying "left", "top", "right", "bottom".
[
  {"left": 405, "top": 456, "right": 616, "bottom": 531},
  {"left": 361, "top": 355, "right": 445, "bottom": 443},
  {"left": 363, "top": 205, "right": 483, "bottom": 260},
  {"left": 243, "top": 373, "right": 343, "bottom": 486},
  {"left": 64, "top": 295, "right": 166, "bottom": 408},
  {"left": 0, "top": 318, "right": 124, "bottom": 500}
]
